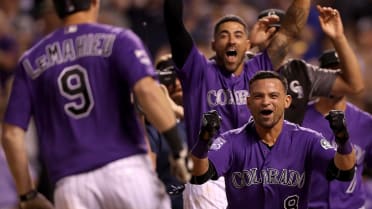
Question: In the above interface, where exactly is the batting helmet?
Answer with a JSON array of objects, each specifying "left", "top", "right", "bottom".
[
  {"left": 258, "top": 8, "right": 285, "bottom": 28},
  {"left": 318, "top": 50, "right": 340, "bottom": 69},
  {"left": 52, "top": 0, "right": 92, "bottom": 19}
]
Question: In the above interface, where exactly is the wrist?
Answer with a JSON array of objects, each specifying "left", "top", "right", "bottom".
[
  {"left": 337, "top": 140, "right": 353, "bottom": 155},
  {"left": 19, "top": 189, "right": 38, "bottom": 202},
  {"left": 191, "top": 139, "right": 210, "bottom": 159}
]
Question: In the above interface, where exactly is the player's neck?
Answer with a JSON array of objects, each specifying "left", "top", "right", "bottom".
[
  {"left": 63, "top": 11, "right": 97, "bottom": 26},
  {"left": 255, "top": 121, "right": 283, "bottom": 146}
]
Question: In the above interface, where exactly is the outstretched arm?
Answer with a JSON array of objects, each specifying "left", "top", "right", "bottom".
[
  {"left": 163, "top": 0, "right": 193, "bottom": 69},
  {"left": 318, "top": 6, "right": 364, "bottom": 96},
  {"left": 190, "top": 110, "right": 221, "bottom": 184},
  {"left": 267, "top": 0, "right": 311, "bottom": 70},
  {"left": 325, "top": 110, "right": 356, "bottom": 181}
]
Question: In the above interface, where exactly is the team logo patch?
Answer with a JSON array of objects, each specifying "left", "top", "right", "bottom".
[
  {"left": 320, "top": 138, "right": 334, "bottom": 150},
  {"left": 210, "top": 137, "right": 227, "bottom": 151}
]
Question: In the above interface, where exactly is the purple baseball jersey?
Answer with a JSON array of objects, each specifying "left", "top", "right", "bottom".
[
  {"left": 302, "top": 103, "right": 372, "bottom": 209},
  {"left": 4, "top": 24, "right": 155, "bottom": 184},
  {"left": 208, "top": 121, "right": 336, "bottom": 209},
  {"left": 177, "top": 46, "right": 273, "bottom": 149}
]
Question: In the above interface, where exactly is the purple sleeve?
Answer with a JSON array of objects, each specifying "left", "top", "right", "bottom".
[
  {"left": 208, "top": 136, "right": 232, "bottom": 177},
  {"left": 4, "top": 64, "right": 32, "bottom": 130},
  {"left": 175, "top": 46, "right": 207, "bottom": 87},
  {"left": 308, "top": 132, "right": 336, "bottom": 174},
  {"left": 246, "top": 50, "right": 274, "bottom": 77},
  {"left": 111, "top": 30, "right": 156, "bottom": 89}
]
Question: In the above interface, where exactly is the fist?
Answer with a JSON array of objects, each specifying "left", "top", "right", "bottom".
[
  {"left": 201, "top": 110, "right": 222, "bottom": 137},
  {"left": 325, "top": 110, "right": 349, "bottom": 144}
]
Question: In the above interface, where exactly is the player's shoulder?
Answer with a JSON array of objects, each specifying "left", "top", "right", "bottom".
[
  {"left": 347, "top": 103, "right": 372, "bottom": 123},
  {"left": 284, "top": 120, "right": 323, "bottom": 139}
]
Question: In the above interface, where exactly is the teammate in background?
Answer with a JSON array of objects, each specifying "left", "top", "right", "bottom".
[
  {"left": 191, "top": 71, "right": 356, "bottom": 209},
  {"left": 146, "top": 54, "right": 186, "bottom": 209},
  {"left": 1, "top": 0, "right": 192, "bottom": 209},
  {"left": 249, "top": 6, "right": 364, "bottom": 124},
  {"left": 302, "top": 50, "right": 372, "bottom": 209},
  {"left": 164, "top": 0, "right": 312, "bottom": 207}
]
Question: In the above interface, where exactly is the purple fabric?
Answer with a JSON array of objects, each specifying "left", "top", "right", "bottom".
[
  {"left": 303, "top": 102, "right": 372, "bottom": 209},
  {"left": 337, "top": 140, "right": 353, "bottom": 155},
  {"left": 207, "top": 121, "right": 335, "bottom": 209},
  {"left": 177, "top": 46, "right": 273, "bottom": 149},
  {"left": 4, "top": 24, "right": 154, "bottom": 184}
]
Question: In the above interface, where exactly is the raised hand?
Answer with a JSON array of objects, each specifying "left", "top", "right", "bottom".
[
  {"left": 199, "top": 110, "right": 222, "bottom": 142},
  {"left": 325, "top": 110, "right": 349, "bottom": 145},
  {"left": 249, "top": 15, "right": 280, "bottom": 49},
  {"left": 317, "top": 5, "right": 344, "bottom": 40}
]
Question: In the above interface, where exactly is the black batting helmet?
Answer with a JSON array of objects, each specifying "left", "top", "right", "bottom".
[
  {"left": 258, "top": 8, "right": 285, "bottom": 28},
  {"left": 52, "top": 0, "right": 92, "bottom": 19},
  {"left": 318, "top": 50, "right": 340, "bottom": 69}
]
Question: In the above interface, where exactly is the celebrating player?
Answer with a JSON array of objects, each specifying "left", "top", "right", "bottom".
[
  {"left": 302, "top": 50, "right": 372, "bottom": 209},
  {"left": 190, "top": 71, "right": 356, "bottom": 209},
  {"left": 163, "top": 0, "right": 312, "bottom": 207},
  {"left": 1, "top": 0, "right": 192, "bottom": 209}
]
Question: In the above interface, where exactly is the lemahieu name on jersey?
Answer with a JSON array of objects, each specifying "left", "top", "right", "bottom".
[{"left": 23, "top": 33, "right": 116, "bottom": 79}]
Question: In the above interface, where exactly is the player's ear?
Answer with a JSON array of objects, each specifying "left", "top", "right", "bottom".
[
  {"left": 284, "top": 94, "right": 292, "bottom": 109},
  {"left": 246, "top": 95, "right": 252, "bottom": 109},
  {"left": 211, "top": 40, "right": 216, "bottom": 52},
  {"left": 245, "top": 39, "right": 251, "bottom": 51}
]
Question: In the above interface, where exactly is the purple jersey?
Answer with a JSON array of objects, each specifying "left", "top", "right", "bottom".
[
  {"left": 208, "top": 121, "right": 335, "bottom": 209},
  {"left": 178, "top": 46, "right": 273, "bottom": 148},
  {"left": 4, "top": 24, "right": 155, "bottom": 184},
  {"left": 303, "top": 103, "right": 372, "bottom": 209}
]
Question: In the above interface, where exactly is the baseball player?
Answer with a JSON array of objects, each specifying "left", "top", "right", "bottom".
[
  {"left": 190, "top": 71, "right": 356, "bottom": 209},
  {"left": 163, "top": 0, "right": 312, "bottom": 207},
  {"left": 249, "top": 6, "right": 364, "bottom": 124},
  {"left": 1, "top": 0, "right": 192, "bottom": 209},
  {"left": 302, "top": 50, "right": 372, "bottom": 209}
]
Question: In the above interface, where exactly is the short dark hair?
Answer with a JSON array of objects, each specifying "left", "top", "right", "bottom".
[
  {"left": 52, "top": 0, "right": 92, "bottom": 19},
  {"left": 213, "top": 15, "right": 248, "bottom": 36},
  {"left": 249, "top": 71, "right": 288, "bottom": 93}
]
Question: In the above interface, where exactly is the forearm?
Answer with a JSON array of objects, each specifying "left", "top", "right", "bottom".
[
  {"left": 191, "top": 155, "right": 210, "bottom": 176},
  {"left": 334, "top": 149, "right": 356, "bottom": 170},
  {"left": 268, "top": 0, "right": 310, "bottom": 69},
  {"left": 163, "top": 0, "right": 193, "bottom": 69},
  {"left": 332, "top": 35, "right": 364, "bottom": 95},
  {"left": 135, "top": 77, "right": 177, "bottom": 132},
  {"left": 2, "top": 123, "right": 34, "bottom": 195}
]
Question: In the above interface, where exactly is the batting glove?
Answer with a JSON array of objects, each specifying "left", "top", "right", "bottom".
[
  {"left": 169, "top": 146, "right": 193, "bottom": 184},
  {"left": 325, "top": 110, "right": 349, "bottom": 145},
  {"left": 199, "top": 110, "right": 222, "bottom": 142}
]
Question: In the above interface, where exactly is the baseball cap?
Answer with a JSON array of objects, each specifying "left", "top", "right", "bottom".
[
  {"left": 318, "top": 50, "right": 340, "bottom": 68},
  {"left": 258, "top": 8, "right": 285, "bottom": 28}
]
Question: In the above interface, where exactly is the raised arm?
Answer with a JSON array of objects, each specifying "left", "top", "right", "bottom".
[
  {"left": 190, "top": 110, "right": 221, "bottom": 184},
  {"left": 317, "top": 6, "right": 364, "bottom": 96},
  {"left": 267, "top": 0, "right": 311, "bottom": 69},
  {"left": 163, "top": 0, "right": 193, "bottom": 69},
  {"left": 325, "top": 110, "right": 356, "bottom": 181}
]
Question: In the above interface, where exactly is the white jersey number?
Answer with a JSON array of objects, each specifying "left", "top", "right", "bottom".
[
  {"left": 284, "top": 195, "right": 299, "bottom": 209},
  {"left": 58, "top": 65, "right": 94, "bottom": 119}
]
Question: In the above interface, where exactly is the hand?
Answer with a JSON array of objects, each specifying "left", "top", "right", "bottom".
[
  {"left": 169, "top": 147, "right": 193, "bottom": 184},
  {"left": 159, "top": 84, "right": 184, "bottom": 119},
  {"left": 325, "top": 110, "right": 349, "bottom": 145},
  {"left": 249, "top": 15, "right": 280, "bottom": 50},
  {"left": 199, "top": 110, "right": 222, "bottom": 141},
  {"left": 20, "top": 193, "right": 54, "bottom": 209},
  {"left": 317, "top": 5, "right": 344, "bottom": 40}
]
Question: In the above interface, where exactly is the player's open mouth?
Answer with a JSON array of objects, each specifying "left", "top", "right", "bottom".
[
  {"left": 225, "top": 50, "right": 237, "bottom": 63},
  {"left": 260, "top": 109, "right": 273, "bottom": 115}
]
